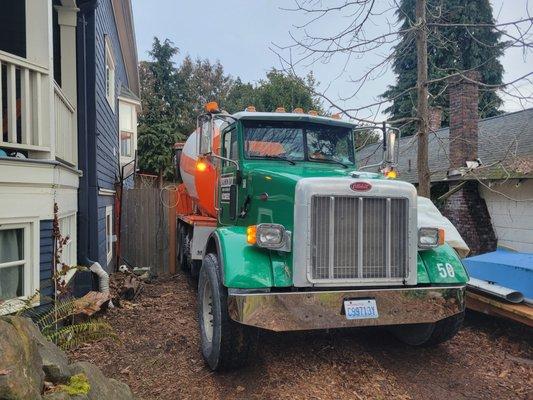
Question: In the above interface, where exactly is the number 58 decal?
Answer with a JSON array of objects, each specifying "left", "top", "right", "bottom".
[{"left": 436, "top": 263, "right": 455, "bottom": 278}]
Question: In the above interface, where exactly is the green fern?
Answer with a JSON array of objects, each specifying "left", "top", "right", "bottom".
[{"left": 46, "top": 319, "right": 118, "bottom": 350}]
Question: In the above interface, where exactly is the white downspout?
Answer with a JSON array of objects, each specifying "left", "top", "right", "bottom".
[{"left": 89, "top": 262, "right": 110, "bottom": 294}]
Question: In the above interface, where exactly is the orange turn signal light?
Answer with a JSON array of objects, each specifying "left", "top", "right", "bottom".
[
  {"left": 196, "top": 159, "right": 208, "bottom": 172},
  {"left": 204, "top": 101, "right": 219, "bottom": 113},
  {"left": 385, "top": 169, "right": 398, "bottom": 179},
  {"left": 246, "top": 225, "right": 257, "bottom": 245},
  {"left": 438, "top": 228, "right": 445, "bottom": 246}
]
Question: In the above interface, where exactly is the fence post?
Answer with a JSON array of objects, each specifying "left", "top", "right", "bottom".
[{"left": 168, "top": 189, "right": 177, "bottom": 274}]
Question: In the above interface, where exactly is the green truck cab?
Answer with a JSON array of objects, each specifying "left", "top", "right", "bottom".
[{"left": 176, "top": 106, "right": 468, "bottom": 371}]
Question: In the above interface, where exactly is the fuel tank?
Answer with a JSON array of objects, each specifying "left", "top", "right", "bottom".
[{"left": 179, "top": 127, "right": 221, "bottom": 217}]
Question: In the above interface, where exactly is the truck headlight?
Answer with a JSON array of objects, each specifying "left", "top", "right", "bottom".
[
  {"left": 247, "top": 224, "right": 291, "bottom": 251},
  {"left": 418, "top": 227, "right": 445, "bottom": 248}
]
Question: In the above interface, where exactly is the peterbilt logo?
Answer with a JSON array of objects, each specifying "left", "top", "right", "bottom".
[{"left": 350, "top": 181, "right": 372, "bottom": 191}]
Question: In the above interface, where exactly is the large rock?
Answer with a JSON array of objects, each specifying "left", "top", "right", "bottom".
[
  {"left": 0, "top": 317, "right": 44, "bottom": 400},
  {"left": 1, "top": 316, "right": 134, "bottom": 400},
  {"left": 69, "top": 362, "right": 134, "bottom": 400},
  {"left": 4, "top": 315, "right": 71, "bottom": 383}
]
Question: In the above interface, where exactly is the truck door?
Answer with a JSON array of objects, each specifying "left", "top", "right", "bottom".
[{"left": 219, "top": 126, "right": 239, "bottom": 223}]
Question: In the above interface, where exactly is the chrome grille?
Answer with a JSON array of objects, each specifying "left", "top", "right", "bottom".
[{"left": 311, "top": 196, "right": 409, "bottom": 281}]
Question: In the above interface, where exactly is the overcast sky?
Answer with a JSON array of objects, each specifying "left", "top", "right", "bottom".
[{"left": 131, "top": 1, "right": 532, "bottom": 121}]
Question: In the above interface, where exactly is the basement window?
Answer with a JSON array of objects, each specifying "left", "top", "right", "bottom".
[{"left": 105, "top": 206, "right": 113, "bottom": 265}]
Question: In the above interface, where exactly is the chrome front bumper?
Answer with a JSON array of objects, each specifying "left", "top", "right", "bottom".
[{"left": 227, "top": 286, "right": 466, "bottom": 331}]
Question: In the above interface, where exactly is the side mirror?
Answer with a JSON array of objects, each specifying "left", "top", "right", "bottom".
[{"left": 384, "top": 129, "right": 399, "bottom": 166}]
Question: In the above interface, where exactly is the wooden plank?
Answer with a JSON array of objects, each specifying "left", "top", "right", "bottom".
[
  {"left": 20, "top": 68, "right": 31, "bottom": 144},
  {"left": 168, "top": 189, "right": 177, "bottom": 274},
  {"left": 33, "top": 73, "right": 42, "bottom": 146},
  {"left": 466, "top": 291, "right": 533, "bottom": 327},
  {"left": 6, "top": 64, "right": 17, "bottom": 143}
]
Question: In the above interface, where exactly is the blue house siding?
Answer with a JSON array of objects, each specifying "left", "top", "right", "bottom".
[
  {"left": 77, "top": 0, "right": 130, "bottom": 276},
  {"left": 94, "top": 0, "right": 128, "bottom": 191},
  {"left": 39, "top": 220, "right": 54, "bottom": 300}
]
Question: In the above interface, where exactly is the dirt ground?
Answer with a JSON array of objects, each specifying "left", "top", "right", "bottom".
[{"left": 70, "top": 275, "right": 533, "bottom": 400}]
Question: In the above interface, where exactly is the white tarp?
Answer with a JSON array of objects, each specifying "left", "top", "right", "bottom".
[{"left": 417, "top": 196, "right": 470, "bottom": 258}]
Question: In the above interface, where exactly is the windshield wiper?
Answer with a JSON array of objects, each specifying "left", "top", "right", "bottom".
[
  {"left": 310, "top": 158, "right": 349, "bottom": 168},
  {"left": 250, "top": 155, "right": 296, "bottom": 165}
]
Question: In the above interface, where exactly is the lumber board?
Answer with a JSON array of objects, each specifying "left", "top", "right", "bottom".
[{"left": 466, "top": 291, "right": 533, "bottom": 327}]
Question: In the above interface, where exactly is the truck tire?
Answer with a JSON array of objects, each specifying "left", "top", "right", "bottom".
[
  {"left": 197, "top": 253, "right": 256, "bottom": 371},
  {"left": 177, "top": 224, "right": 189, "bottom": 272},
  {"left": 391, "top": 311, "right": 465, "bottom": 347}
]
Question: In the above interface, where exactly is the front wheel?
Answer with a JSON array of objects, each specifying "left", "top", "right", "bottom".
[
  {"left": 197, "top": 253, "right": 256, "bottom": 371},
  {"left": 391, "top": 311, "right": 465, "bottom": 346}
]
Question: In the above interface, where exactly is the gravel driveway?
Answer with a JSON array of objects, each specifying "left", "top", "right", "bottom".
[{"left": 70, "top": 275, "right": 533, "bottom": 400}]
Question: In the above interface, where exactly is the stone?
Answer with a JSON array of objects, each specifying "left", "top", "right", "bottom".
[
  {"left": 43, "top": 392, "right": 70, "bottom": 400},
  {"left": 6, "top": 315, "right": 71, "bottom": 384},
  {"left": 69, "top": 362, "right": 135, "bottom": 400},
  {"left": 0, "top": 317, "right": 44, "bottom": 400}
]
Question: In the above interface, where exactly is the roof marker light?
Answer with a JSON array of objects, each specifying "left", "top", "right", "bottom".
[
  {"left": 275, "top": 107, "right": 286, "bottom": 113},
  {"left": 293, "top": 108, "right": 304, "bottom": 114},
  {"left": 204, "top": 101, "right": 219, "bottom": 113},
  {"left": 331, "top": 113, "right": 341, "bottom": 119},
  {"left": 246, "top": 105, "right": 256, "bottom": 112},
  {"left": 308, "top": 110, "right": 318, "bottom": 116}
]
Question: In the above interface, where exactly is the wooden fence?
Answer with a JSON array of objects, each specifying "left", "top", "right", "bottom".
[{"left": 120, "top": 188, "right": 177, "bottom": 276}]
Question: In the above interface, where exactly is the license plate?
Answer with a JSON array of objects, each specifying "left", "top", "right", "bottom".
[{"left": 344, "top": 299, "right": 379, "bottom": 320}]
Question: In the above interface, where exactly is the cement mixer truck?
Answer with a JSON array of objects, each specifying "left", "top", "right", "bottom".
[{"left": 174, "top": 102, "right": 469, "bottom": 371}]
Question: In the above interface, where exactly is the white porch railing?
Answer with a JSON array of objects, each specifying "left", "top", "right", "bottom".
[
  {"left": 0, "top": 51, "right": 49, "bottom": 153},
  {"left": 54, "top": 83, "right": 77, "bottom": 166}
]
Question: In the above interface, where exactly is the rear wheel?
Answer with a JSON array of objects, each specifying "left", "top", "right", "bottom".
[
  {"left": 197, "top": 253, "right": 256, "bottom": 371},
  {"left": 391, "top": 311, "right": 465, "bottom": 346},
  {"left": 177, "top": 223, "right": 189, "bottom": 272}
]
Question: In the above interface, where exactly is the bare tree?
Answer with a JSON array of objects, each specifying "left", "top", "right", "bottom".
[{"left": 274, "top": 0, "right": 533, "bottom": 197}]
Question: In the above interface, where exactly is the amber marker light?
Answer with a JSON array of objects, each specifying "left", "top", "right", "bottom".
[
  {"left": 204, "top": 101, "right": 219, "bottom": 113},
  {"left": 246, "top": 105, "right": 256, "bottom": 112},
  {"left": 385, "top": 169, "right": 398, "bottom": 179},
  {"left": 196, "top": 159, "right": 208, "bottom": 172},
  {"left": 246, "top": 225, "right": 257, "bottom": 245},
  {"left": 293, "top": 107, "right": 304, "bottom": 114},
  {"left": 308, "top": 110, "right": 318, "bottom": 116},
  {"left": 275, "top": 107, "right": 286, "bottom": 113},
  {"left": 438, "top": 228, "right": 445, "bottom": 246}
]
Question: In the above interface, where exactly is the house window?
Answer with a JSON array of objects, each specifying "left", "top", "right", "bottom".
[
  {"left": 58, "top": 214, "right": 76, "bottom": 281},
  {"left": 105, "top": 206, "right": 113, "bottom": 264},
  {"left": 119, "top": 100, "right": 137, "bottom": 160},
  {"left": 0, "top": 225, "right": 30, "bottom": 302},
  {"left": 0, "top": 0, "right": 26, "bottom": 58},
  {"left": 105, "top": 36, "right": 115, "bottom": 111}
]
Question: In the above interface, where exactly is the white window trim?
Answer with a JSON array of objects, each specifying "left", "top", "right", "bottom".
[
  {"left": 105, "top": 206, "right": 113, "bottom": 265},
  {"left": 118, "top": 99, "right": 138, "bottom": 163},
  {"left": 105, "top": 35, "right": 116, "bottom": 112},
  {"left": 57, "top": 212, "right": 77, "bottom": 285},
  {"left": 0, "top": 218, "right": 40, "bottom": 315}
]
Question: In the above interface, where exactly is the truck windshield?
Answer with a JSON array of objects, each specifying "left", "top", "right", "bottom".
[{"left": 243, "top": 120, "right": 355, "bottom": 165}]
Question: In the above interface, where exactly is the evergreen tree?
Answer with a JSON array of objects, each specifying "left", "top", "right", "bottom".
[
  {"left": 224, "top": 69, "right": 323, "bottom": 114},
  {"left": 382, "top": 0, "right": 505, "bottom": 135}
]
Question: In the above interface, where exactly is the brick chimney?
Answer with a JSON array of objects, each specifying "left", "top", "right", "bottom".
[
  {"left": 447, "top": 71, "right": 480, "bottom": 169},
  {"left": 441, "top": 70, "right": 497, "bottom": 256},
  {"left": 428, "top": 106, "right": 442, "bottom": 132}
]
